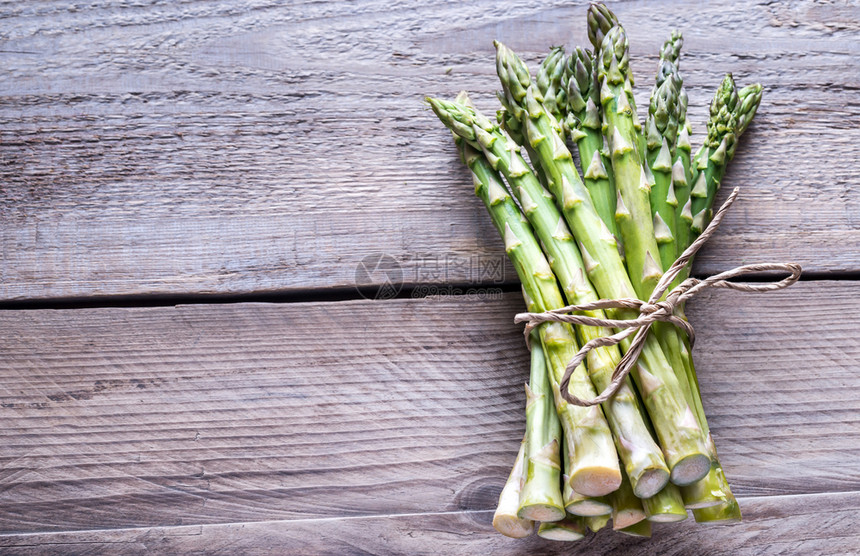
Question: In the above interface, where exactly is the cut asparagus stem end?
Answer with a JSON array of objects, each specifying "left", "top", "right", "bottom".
[
  {"left": 570, "top": 467, "right": 623, "bottom": 497},
  {"left": 633, "top": 467, "right": 671, "bottom": 499},
  {"left": 612, "top": 507, "right": 647, "bottom": 530},
  {"left": 566, "top": 498, "right": 612, "bottom": 517},
  {"left": 518, "top": 503, "right": 566, "bottom": 523},
  {"left": 618, "top": 519, "right": 652, "bottom": 538},
  {"left": 492, "top": 515, "right": 534, "bottom": 538},
  {"left": 610, "top": 467, "right": 647, "bottom": 529},
  {"left": 647, "top": 511, "right": 688, "bottom": 523},
  {"left": 536, "top": 517, "right": 587, "bottom": 541},
  {"left": 669, "top": 453, "right": 711, "bottom": 486}
]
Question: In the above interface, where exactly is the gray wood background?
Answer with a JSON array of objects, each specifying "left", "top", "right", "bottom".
[{"left": 1, "top": 0, "right": 859, "bottom": 554}]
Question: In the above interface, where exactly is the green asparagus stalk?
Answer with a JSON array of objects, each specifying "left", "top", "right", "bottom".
[
  {"left": 642, "top": 483, "right": 688, "bottom": 523},
  {"left": 437, "top": 92, "right": 670, "bottom": 497},
  {"left": 671, "top": 78, "right": 760, "bottom": 518},
  {"left": 440, "top": 113, "right": 622, "bottom": 497},
  {"left": 689, "top": 74, "right": 740, "bottom": 236},
  {"left": 537, "top": 516, "right": 587, "bottom": 541},
  {"left": 493, "top": 41, "right": 709, "bottom": 487},
  {"left": 643, "top": 50, "right": 704, "bottom": 435},
  {"left": 597, "top": 26, "right": 663, "bottom": 300},
  {"left": 618, "top": 519, "right": 652, "bottom": 537},
  {"left": 562, "top": 46, "right": 619, "bottom": 241},
  {"left": 673, "top": 123, "right": 694, "bottom": 255},
  {"left": 492, "top": 436, "right": 534, "bottom": 538},
  {"left": 677, "top": 77, "right": 762, "bottom": 264},
  {"left": 497, "top": 98, "right": 550, "bottom": 188},
  {"left": 658, "top": 30, "right": 694, "bottom": 255},
  {"left": 643, "top": 45, "right": 722, "bottom": 508},
  {"left": 519, "top": 334, "right": 566, "bottom": 521}
]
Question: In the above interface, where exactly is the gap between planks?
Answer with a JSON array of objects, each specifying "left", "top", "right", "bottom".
[
  {"left": 2, "top": 270, "right": 860, "bottom": 311},
  {"left": 2, "top": 490, "right": 858, "bottom": 541}
]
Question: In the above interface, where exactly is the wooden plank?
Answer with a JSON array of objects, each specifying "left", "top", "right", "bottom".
[
  {"left": 1, "top": 0, "right": 859, "bottom": 301},
  {"left": 1, "top": 491, "right": 859, "bottom": 555},
  {"left": 0, "top": 281, "right": 858, "bottom": 534}
]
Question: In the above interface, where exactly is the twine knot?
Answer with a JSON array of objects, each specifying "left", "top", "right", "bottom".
[
  {"left": 514, "top": 188, "right": 801, "bottom": 407},
  {"left": 639, "top": 300, "right": 672, "bottom": 316}
]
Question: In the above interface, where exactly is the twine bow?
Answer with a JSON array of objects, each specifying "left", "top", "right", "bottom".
[{"left": 514, "top": 188, "right": 802, "bottom": 407}]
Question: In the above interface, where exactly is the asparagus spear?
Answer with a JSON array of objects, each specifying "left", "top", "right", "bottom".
[
  {"left": 493, "top": 41, "right": 710, "bottom": 487},
  {"left": 677, "top": 76, "right": 762, "bottom": 262},
  {"left": 519, "top": 333, "right": 566, "bottom": 521},
  {"left": 689, "top": 74, "right": 740, "bottom": 236},
  {"left": 646, "top": 61, "right": 682, "bottom": 270},
  {"left": 586, "top": 2, "right": 618, "bottom": 57},
  {"left": 441, "top": 114, "right": 621, "bottom": 497},
  {"left": 597, "top": 26, "right": 664, "bottom": 300},
  {"left": 563, "top": 46, "right": 619, "bottom": 240},
  {"left": 643, "top": 49, "right": 707, "bottom": 425},
  {"left": 437, "top": 92, "right": 670, "bottom": 497},
  {"left": 587, "top": 4, "right": 644, "bottom": 149},
  {"left": 672, "top": 80, "right": 760, "bottom": 518},
  {"left": 655, "top": 29, "right": 695, "bottom": 256},
  {"left": 492, "top": 436, "right": 534, "bottom": 538},
  {"left": 642, "top": 49, "right": 724, "bottom": 505}
]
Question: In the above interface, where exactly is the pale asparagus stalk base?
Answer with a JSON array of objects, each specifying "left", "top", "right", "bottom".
[
  {"left": 518, "top": 336, "right": 566, "bottom": 522},
  {"left": 537, "top": 516, "right": 587, "bottom": 541},
  {"left": 492, "top": 437, "right": 534, "bottom": 538}
]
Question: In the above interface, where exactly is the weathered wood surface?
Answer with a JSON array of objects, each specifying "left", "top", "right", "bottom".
[
  {"left": 1, "top": 283, "right": 858, "bottom": 545},
  {"left": 2, "top": 491, "right": 859, "bottom": 555},
  {"left": 2, "top": 0, "right": 859, "bottom": 301}
]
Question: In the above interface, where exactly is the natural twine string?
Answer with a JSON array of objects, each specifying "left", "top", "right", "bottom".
[{"left": 514, "top": 188, "right": 802, "bottom": 407}]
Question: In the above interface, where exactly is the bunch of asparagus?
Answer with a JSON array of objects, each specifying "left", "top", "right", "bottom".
[{"left": 427, "top": 3, "right": 762, "bottom": 541}]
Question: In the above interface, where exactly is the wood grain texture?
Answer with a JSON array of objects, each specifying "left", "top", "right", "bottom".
[
  {"left": 1, "top": 0, "right": 859, "bottom": 301},
  {"left": 2, "top": 491, "right": 859, "bottom": 555},
  {"left": 1, "top": 282, "right": 858, "bottom": 535}
]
